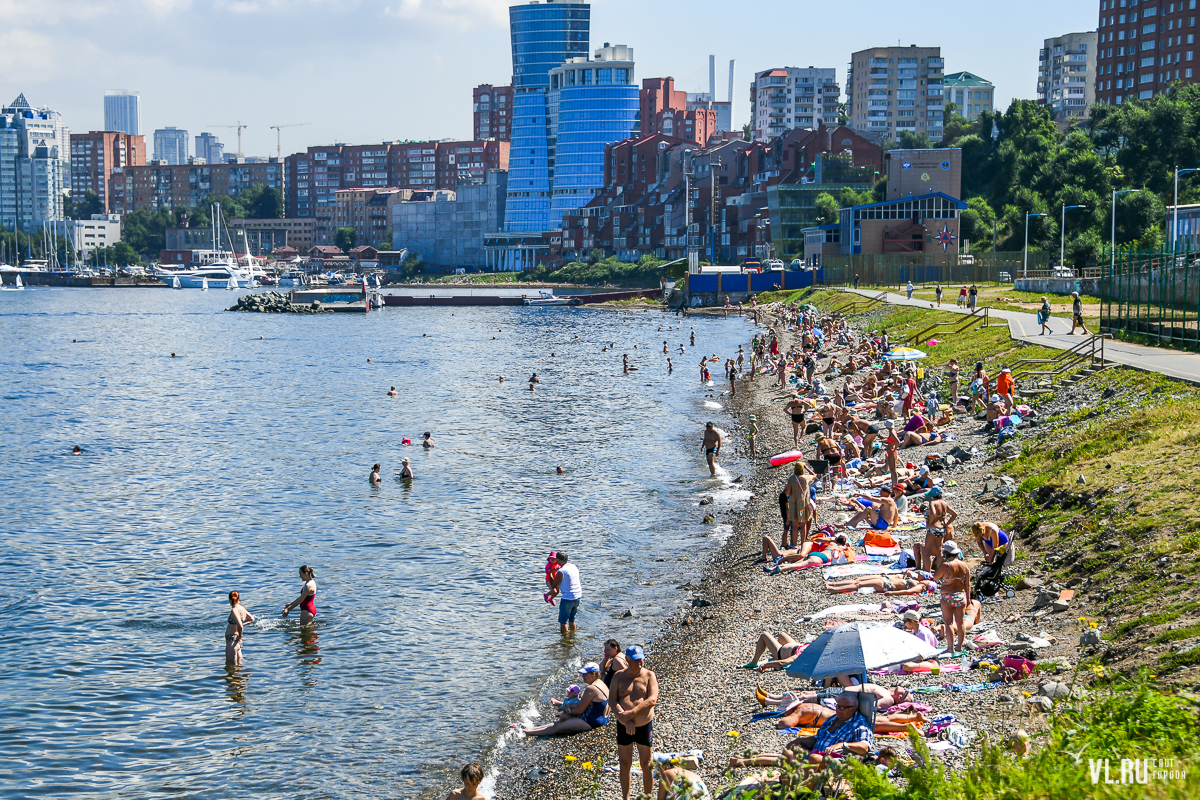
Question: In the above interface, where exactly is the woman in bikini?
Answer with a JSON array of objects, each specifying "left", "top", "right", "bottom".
[
  {"left": 899, "top": 429, "right": 946, "bottom": 449},
  {"left": 283, "top": 565, "right": 317, "bottom": 626},
  {"left": 742, "top": 631, "right": 805, "bottom": 671},
  {"left": 774, "top": 534, "right": 855, "bottom": 574},
  {"left": 946, "top": 358, "right": 960, "bottom": 405},
  {"left": 824, "top": 571, "right": 937, "bottom": 595},
  {"left": 935, "top": 541, "right": 972, "bottom": 654},
  {"left": 521, "top": 663, "right": 611, "bottom": 736},
  {"left": 224, "top": 590, "right": 255, "bottom": 665},
  {"left": 972, "top": 521, "right": 1011, "bottom": 565}
]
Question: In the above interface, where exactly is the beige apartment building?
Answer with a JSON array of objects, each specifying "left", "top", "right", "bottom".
[
  {"left": 1038, "top": 31, "right": 1098, "bottom": 128},
  {"left": 846, "top": 45, "right": 945, "bottom": 143}
]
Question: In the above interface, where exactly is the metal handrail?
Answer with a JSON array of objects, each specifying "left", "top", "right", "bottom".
[
  {"left": 1011, "top": 334, "right": 1110, "bottom": 388},
  {"left": 904, "top": 306, "right": 989, "bottom": 346}
]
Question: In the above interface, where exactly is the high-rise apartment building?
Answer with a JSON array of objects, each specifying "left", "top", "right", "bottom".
[
  {"left": 194, "top": 132, "right": 225, "bottom": 165},
  {"left": 70, "top": 131, "right": 147, "bottom": 213},
  {"left": 0, "top": 94, "right": 69, "bottom": 231},
  {"left": 1039, "top": 31, "right": 1098, "bottom": 125},
  {"left": 641, "top": 78, "right": 718, "bottom": 146},
  {"left": 474, "top": 84, "right": 514, "bottom": 140},
  {"left": 1095, "top": 1, "right": 1199, "bottom": 106},
  {"left": 103, "top": 91, "right": 141, "bottom": 136},
  {"left": 283, "top": 140, "right": 508, "bottom": 218},
  {"left": 153, "top": 127, "right": 189, "bottom": 165},
  {"left": 546, "top": 44, "right": 639, "bottom": 225},
  {"left": 847, "top": 46, "right": 944, "bottom": 142},
  {"left": 116, "top": 160, "right": 283, "bottom": 213},
  {"left": 503, "top": 0, "right": 591, "bottom": 233},
  {"left": 750, "top": 66, "right": 840, "bottom": 141},
  {"left": 943, "top": 72, "right": 996, "bottom": 121}
]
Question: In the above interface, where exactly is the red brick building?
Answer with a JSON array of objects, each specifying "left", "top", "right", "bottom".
[
  {"left": 117, "top": 160, "right": 283, "bottom": 213},
  {"left": 1095, "top": 0, "right": 1200, "bottom": 106},
  {"left": 284, "top": 140, "right": 509, "bottom": 218},
  {"left": 639, "top": 78, "right": 718, "bottom": 146},
  {"left": 69, "top": 131, "right": 146, "bottom": 213},
  {"left": 473, "top": 84, "right": 514, "bottom": 141}
]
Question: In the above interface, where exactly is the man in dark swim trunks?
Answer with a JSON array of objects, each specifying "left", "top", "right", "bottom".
[
  {"left": 612, "top": 645, "right": 658, "bottom": 800},
  {"left": 701, "top": 422, "right": 721, "bottom": 476}
]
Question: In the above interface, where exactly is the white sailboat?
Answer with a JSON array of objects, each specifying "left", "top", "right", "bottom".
[
  {"left": 0, "top": 274, "right": 24, "bottom": 291},
  {"left": 201, "top": 277, "right": 209, "bottom": 291},
  {"left": 172, "top": 276, "right": 182, "bottom": 289}
]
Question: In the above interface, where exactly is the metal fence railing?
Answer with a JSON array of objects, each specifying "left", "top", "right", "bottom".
[
  {"left": 818, "top": 251, "right": 1049, "bottom": 288},
  {"left": 1100, "top": 248, "right": 1200, "bottom": 349}
]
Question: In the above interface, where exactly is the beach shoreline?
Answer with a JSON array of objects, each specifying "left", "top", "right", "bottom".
[{"left": 487, "top": 297, "right": 1098, "bottom": 800}]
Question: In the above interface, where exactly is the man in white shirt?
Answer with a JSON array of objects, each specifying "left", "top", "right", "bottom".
[{"left": 552, "top": 551, "right": 583, "bottom": 636}]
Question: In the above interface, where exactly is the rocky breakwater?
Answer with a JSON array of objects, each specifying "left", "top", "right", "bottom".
[{"left": 227, "top": 291, "right": 329, "bottom": 314}]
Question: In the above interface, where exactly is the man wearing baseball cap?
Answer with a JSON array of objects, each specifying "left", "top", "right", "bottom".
[{"left": 611, "top": 645, "right": 659, "bottom": 800}]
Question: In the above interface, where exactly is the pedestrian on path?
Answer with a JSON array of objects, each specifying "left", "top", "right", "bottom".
[
  {"left": 967, "top": 284, "right": 978, "bottom": 310},
  {"left": 935, "top": 284, "right": 944, "bottom": 307},
  {"left": 906, "top": 280, "right": 914, "bottom": 299},
  {"left": 1069, "top": 292, "right": 1089, "bottom": 335},
  {"left": 957, "top": 286, "right": 967, "bottom": 307},
  {"left": 1038, "top": 296, "right": 1053, "bottom": 335},
  {"left": 853, "top": 273, "right": 860, "bottom": 289}
]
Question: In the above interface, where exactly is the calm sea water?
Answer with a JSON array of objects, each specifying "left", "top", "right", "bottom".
[{"left": 0, "top": 287, "right": 753, "bottom": 799}]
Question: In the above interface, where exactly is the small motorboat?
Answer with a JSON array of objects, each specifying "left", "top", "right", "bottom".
[{"left": 524, "top": 290, "right": 581, "bottom": 307}]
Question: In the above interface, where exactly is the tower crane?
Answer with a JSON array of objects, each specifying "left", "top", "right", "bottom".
[
  {"left": 270, "top": 123, "right": 311, "bottom": 159},
  {"left": 209, "top": 122, "right": 248, "bottom": 159}
]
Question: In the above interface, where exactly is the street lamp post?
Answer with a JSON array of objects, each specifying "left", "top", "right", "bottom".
[
  {"left": 1111, "top": 189, "right": 1141, "bottom": 274},
  {"left": 1024, "top": 212, "right": 1046, "bottom": 278},
  {"left": 1061, "top": 204, "right": 1086, "bottom": 271},
  {"left": 1173, "top": 166, "right": 1199, "bottom": 254}
]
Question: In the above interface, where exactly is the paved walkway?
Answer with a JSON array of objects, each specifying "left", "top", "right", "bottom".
[{"left": 841, "top": 287, "right": 1200, "bottom": 385}]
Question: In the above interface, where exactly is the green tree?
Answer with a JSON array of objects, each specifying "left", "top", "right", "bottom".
[
  {"left": 898, "top": 130, "right": 933, "bottom": 150},
  {"left": 120, "top": 208, "right": 178, "bottom": 260},
  {"left": 111, "top": 241, "right": 141, "bottom": 266},
  {"left": 940, "top": 102, "right": 977, "bottom": 146},
  {"left": 65, "top": 190, "right": 104, "bottom": 220},
  {"left": 741, "top": 122, "right": 754, "bottom": 141},
  {"left": 837, "top": 102, "right": 850, "bottom": 126},
  {"left": 814, "top": 193, "right": 841, "bottom": 226},
  {"left": 960, "top": 196, "right": 997, "bottom": 250},
  {"left": 334, "top": 227, "right": 356, "bottom": 251}
]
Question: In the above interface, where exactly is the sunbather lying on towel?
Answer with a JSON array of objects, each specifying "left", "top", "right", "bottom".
[
  {"left": 759, "top": 682, "right": 910, "bottom": 711},
  {"left": 825, "top": 571, "right": 937, "bottom": 595},
  {"left": 741, "top": 631, "right": 804, "bottom": 672}
]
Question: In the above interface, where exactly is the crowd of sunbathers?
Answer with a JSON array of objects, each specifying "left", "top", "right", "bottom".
[{"left": 503, "top": 299, "right": 1017, "bottom": 800}]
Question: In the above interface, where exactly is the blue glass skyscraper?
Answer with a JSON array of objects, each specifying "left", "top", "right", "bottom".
[
  {"left": 548, "top": 46, "right": 639, "bottom": 226},
  {"left": 504, "top": 0, "right": 590, "bottom": 233}
]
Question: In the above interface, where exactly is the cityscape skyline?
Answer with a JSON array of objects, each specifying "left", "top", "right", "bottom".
[{"left": 1, "top": 0, "right": 1094, "bottom": 158}]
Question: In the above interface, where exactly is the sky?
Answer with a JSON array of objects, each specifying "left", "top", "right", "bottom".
[{"left": 0, "top": 0, "right": 1098, "bottom": 159}]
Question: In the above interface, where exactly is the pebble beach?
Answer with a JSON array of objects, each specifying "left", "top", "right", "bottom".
[{"left": 489, "top": 298, "right": 1098, "bottom": 800}]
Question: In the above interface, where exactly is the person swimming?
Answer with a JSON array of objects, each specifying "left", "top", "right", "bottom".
[
  {"left": 422, "top": 432, "right": 435, "bottom": 448},
  {"left": 369, "top": 464, "right": 382, "bottom": 484},
  {"left": 225, "top": 590, "right": 255, "bottom": 665},
  {"left": 387, "top": 386, "right": 398, "bottom": 397},
  {"left": 397, "top": 457, "right": 413, "bottom": 479},
  {"left": 71, "top": 445, "right": 83, "bottom": 455}
]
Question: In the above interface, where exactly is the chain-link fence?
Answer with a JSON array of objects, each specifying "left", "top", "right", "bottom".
[{"left": 1100, "top": 249, "right": 1200, "bottom": 349}]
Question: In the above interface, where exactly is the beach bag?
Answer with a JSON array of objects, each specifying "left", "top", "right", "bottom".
[
  {"left": 948, "top": 446, "right": 973, "bottom": 462},
  {"left": 1000, "top": 655, "right": 1037, "bottom": 683}
]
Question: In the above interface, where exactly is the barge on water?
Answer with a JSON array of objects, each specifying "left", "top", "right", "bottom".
[{"left": 381, "top": 286, "right": 660, "bottom": 307}]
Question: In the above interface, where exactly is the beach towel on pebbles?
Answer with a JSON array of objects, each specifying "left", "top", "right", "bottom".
[
  {"left": 822, "top": 563, "right": 889, "bottom": 580},
  {"left": 806, "top": 603, "right": 882, "bottom": 621}
]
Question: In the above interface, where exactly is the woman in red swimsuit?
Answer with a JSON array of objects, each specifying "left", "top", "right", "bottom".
[{"left": 283, "top": 565, "right": 317, "bottom": 625}]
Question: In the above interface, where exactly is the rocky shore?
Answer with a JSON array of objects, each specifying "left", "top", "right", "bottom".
[{"left": 488, "top": 300, "right": 1099, "bottom": 800}]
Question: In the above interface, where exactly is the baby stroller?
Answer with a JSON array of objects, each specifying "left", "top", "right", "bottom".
[{"left": 976, "top": 540, "right": 1017, "bottom": 597}]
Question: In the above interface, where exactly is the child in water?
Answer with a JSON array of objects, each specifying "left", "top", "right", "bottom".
[{"left": 544, "top": 551, "right": 560, "bottom": 605}]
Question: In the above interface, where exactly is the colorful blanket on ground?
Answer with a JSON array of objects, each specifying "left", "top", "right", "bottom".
[
  {"left": 822, "top": 563, "right": 889, "bottom": 580},
  {"left": 908, "top": 683, "right": 1001, "bottom": 694},
  {"left": 806, "top": 603, "right": 883, "bottom": 620}
]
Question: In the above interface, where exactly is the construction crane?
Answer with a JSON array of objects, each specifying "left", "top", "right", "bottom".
[
  {"left": 270, "top": 123, "right": 311, "bottom": 158},
  {"left": 209, "top": 122, "right": 248, "bottom": 159}
]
